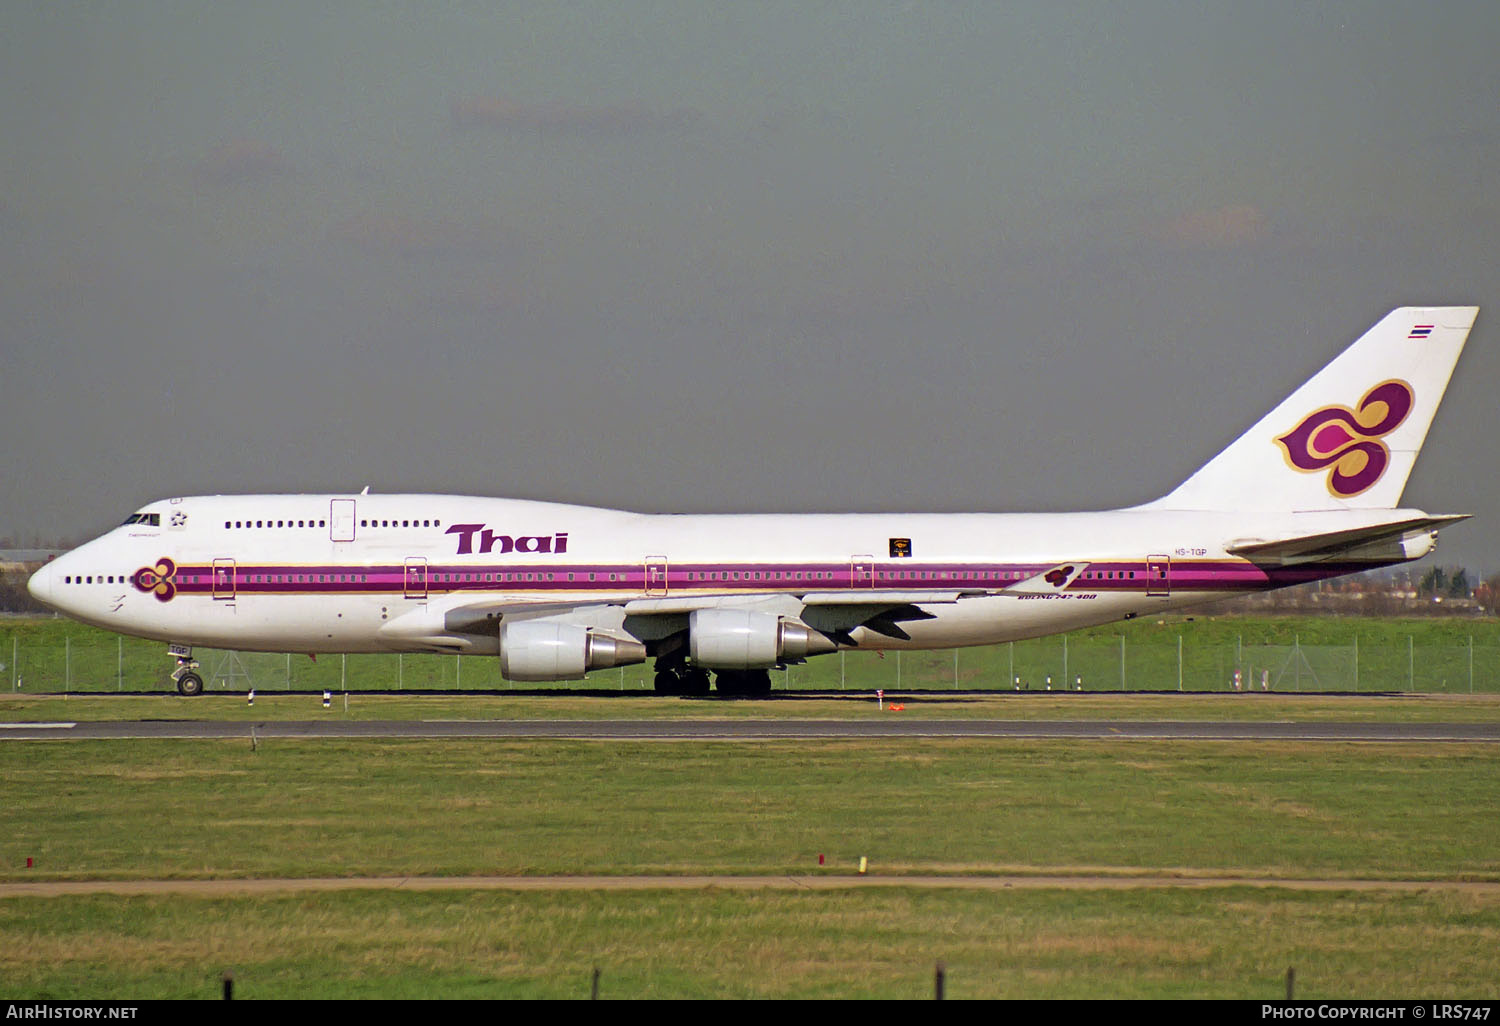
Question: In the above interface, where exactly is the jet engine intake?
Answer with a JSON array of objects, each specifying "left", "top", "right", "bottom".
[
  {"left": 499, "top": 620, "right": 646, "bottom": 682},
  {"left": 688, "top": 608, "right": 836, "bottom": 669}
]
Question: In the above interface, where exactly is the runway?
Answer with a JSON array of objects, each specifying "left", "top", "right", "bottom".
[{"left": 3, "top": 718, "right": 1499, "bottom": 741}]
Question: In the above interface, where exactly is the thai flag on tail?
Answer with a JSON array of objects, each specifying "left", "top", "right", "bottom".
[{"left": 1408, "top": 324, "right": 1434, "bottom": 339}]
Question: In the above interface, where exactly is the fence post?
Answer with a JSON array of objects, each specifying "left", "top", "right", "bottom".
[
  {"left": 1062, "top": 634, "right": 1068, "bottom": 688},
  {"left": 1354, "top": 634, "right": 1359, "bottom": 692},
  {"left": 1409, "top": 635, "right": 1414, "bottom": 691},
  {"left": 1470, "top": 635, "right": 1474, "bottom": 694},
  {"left": 285, "top": 652, "right": 291, "bottom": 690},
  {"left": 117, "top": 636, "right": 122, "bottom": 691},
  {"left": 65, "top": 636, "right": 70, "bottom": 691},
  {"left": 1120, "top": 634, "right": 1125, "bottom": 690},
  {"left": 1177, "top": 635, "right": 1183, "bottom": 691}
]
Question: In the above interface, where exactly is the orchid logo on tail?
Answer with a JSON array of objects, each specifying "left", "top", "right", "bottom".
[{"left": 1275, "top": 380, "right": 1414, "bottom": 497}]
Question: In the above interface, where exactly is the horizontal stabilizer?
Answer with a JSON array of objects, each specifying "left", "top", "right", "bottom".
[{"left": 1225, "top": 515, "right": 1468, "bottom": 561}]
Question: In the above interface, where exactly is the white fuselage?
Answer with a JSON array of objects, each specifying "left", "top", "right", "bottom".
[{"left": 27, "top": 493, "right": 1437, "bottom": 657}]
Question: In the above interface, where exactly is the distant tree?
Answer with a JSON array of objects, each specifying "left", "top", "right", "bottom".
[
  {"left": 1448, "top": 568, "right": 1472, "bottom": 599},
  {"left": 1418, "top": 566, "right": 1449, "bottom": 597}
]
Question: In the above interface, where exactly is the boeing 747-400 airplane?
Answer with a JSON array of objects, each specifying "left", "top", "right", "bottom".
[{"left": 28, "top": 306, "right": 1478, "bottom": 694}]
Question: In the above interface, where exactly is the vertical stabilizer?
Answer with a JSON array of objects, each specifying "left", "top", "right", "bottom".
[{"left": 1141, "top": 306, "right": 1477, "bottom": 512}]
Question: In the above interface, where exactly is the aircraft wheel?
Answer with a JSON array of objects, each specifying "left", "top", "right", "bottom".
[
  {"left": 176, "top": 672, "right": 205, "bottom": 697},
  {"left": 682, "top": 668, "right": 711, "bottom": 695},
  {"left": 653, "top": 669, "right": 682, "bottom": 695}
]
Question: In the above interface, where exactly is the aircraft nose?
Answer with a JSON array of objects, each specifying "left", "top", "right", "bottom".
[{"left": 27, "top": 562, "right": 56, "bottom": 609}]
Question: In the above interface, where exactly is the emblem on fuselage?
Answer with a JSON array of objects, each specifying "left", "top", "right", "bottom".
[
  {"left": 445, "top": 524, "right": 570, "bottom": 556},
  {"left": 134, "top": 558, "right": 178, "bottom": 602},
  {"left": 1275, "top": 379, "right": 1413, "bottom": 498}
]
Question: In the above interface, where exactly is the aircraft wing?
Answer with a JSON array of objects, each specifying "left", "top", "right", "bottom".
[
  {"left": 381, "top": 586, "right": 997, "bottom": 651},
  {"left": 1225, "top": 515, "right": 1468, "bottom": 563}
]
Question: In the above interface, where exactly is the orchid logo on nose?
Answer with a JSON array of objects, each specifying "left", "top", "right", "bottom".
[
  {"left": 134, "top": 558, "right": 178, "bottom": 602},
  {"left": 1275, "top": 380, "right": 1414, "bottom": 498}
]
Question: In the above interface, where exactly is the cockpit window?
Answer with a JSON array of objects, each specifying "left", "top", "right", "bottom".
[{"left": 121, "top": 513, "right": 161, "bottom": 526}]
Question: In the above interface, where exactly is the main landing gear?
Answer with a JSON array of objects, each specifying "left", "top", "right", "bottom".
[
  {"left": 713, "top": 669, "right": 772, "bottom": 696},
  {"left": 651, "top": 664, "right": 772, "bottom": 696},
  {"left": 653, "top": 665, "right": 711, "bottom": 695},
  {"left": 168, "top": 645, "right": 205, "bottom": 696}
]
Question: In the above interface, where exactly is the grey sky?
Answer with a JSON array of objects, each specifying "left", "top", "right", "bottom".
[{"left": 2, "top": 2, "right": 1497, "bottom": 569}]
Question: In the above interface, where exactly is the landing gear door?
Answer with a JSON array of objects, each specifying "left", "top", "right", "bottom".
[
  {"left": 1147, "top": 555, "right": 1170, "bottom": 597},
  {"left": 404, "top": 558, "right": 428, "bottom": 600},
  {"left": 212, "top": 559, "right": 236, "bottom": 601}
]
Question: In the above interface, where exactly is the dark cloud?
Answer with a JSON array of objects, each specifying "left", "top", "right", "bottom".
[
  {"left": 193, "top": 140, "right": 294, "bottom": 186},
  {"left": 448, "top": 96, "right": 701, "bottom": 135}
]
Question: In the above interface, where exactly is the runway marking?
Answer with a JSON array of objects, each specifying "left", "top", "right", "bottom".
[{"left": 2, "top": 720, "right": 1499, "bottom": 743}]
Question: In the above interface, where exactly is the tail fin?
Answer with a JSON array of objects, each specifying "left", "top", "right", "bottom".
[{"left": 1142, "top": 306, "right": 1477, "bottom": 512}]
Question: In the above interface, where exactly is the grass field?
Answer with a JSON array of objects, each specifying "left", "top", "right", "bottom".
[
  {"left": 5, "top": 887, "right": 1498, "bottom": 999},
  {"left": 5, "top": 613, "right": 1500, "bottom": 694},
  {"left": 5, "top": 613, "right": 1498, "bottom": 997},
  {"left": 3, "top": 728, "right": 1500, "bottom": 997}
]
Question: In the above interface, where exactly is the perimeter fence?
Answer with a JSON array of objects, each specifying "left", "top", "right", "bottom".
[{"left": 4, "top": 619, "right": 1499, "bottom": 694}]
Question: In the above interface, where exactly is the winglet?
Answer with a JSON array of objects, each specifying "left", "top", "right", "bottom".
[{"left": 1005, "top": 562, "right": 1090, "bottom": 594}]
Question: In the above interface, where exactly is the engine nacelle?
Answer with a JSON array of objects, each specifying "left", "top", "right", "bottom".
[
  {"left": 688, "top": 608, "right": 836, "bottom": 669},
  {"left": 499, "top": 620, "right": 647, "bottom": 682}
]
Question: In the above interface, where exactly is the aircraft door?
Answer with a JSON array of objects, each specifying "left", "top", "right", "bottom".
[
  {"left": 1147, "top": 555, "right": 1171, "bottom": 597},
  {"left": 330, "top": 499, "right": 357, "bottom": 542},
  {"left": 644, "top": 557, "right": 669, "bottom": 596},
  {"left": 212, "top": 558, "right": 236, "bottom": 601},
  {"left": 851, "top": 556, "right": 875, "bottom": 588},
  {"left": 404, "top": 558, "right": 428, "bottom": 600}
]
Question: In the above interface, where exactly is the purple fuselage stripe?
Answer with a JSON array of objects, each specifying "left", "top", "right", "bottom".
[{"left": 155, "top": 559, "right": 1370, "bottom": 598}]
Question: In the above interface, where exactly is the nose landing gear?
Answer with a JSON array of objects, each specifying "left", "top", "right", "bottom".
[{"left": 168, "top": 645, "right": 204, "bottom": 696}]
